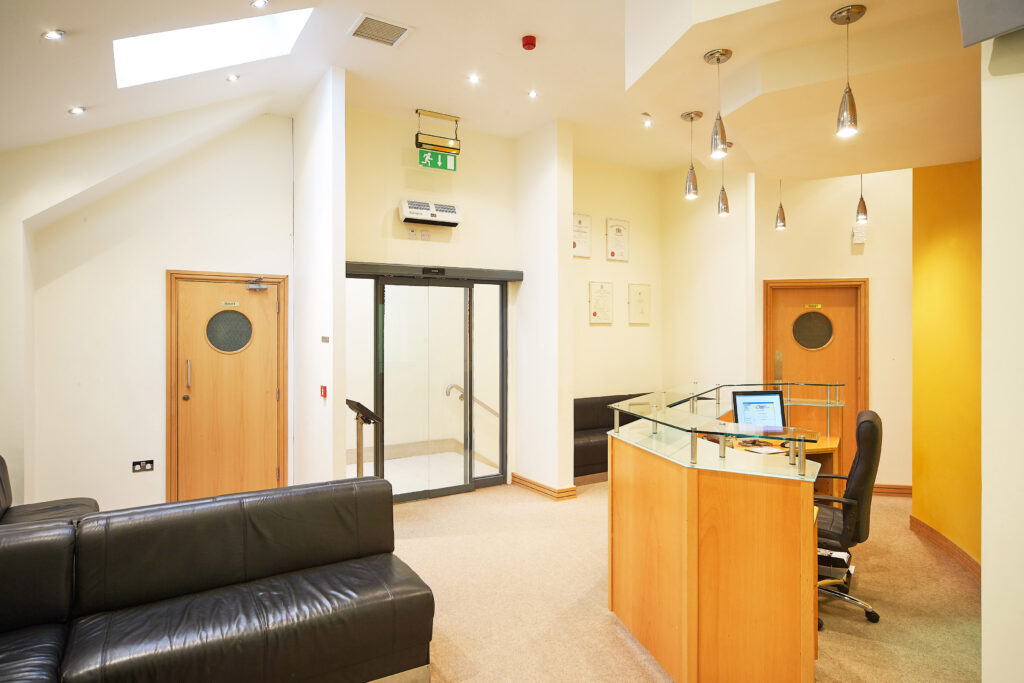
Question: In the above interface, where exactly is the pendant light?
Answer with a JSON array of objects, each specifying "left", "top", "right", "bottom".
[
  {"left": 718, "top": 158, "right": 730, "bottom": 217},
  {"left": 831, "top": 5, "right": 866, "bottom": 138},
  {"left": 704, "top": 49, "right": 732, "bottom": 159},
  {"left": 681, "top": 111, "right": 703, "bottom": 200},
  {"left": 776, "top": 179, "right": 787, "bottom": 230},
  {"left": 855, "top": 174, "right": 868, "bottom": 223}
]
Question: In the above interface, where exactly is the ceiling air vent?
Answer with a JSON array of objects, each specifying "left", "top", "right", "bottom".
[{"left": 349, "top": 14, "right": 412, "bottom": 47}]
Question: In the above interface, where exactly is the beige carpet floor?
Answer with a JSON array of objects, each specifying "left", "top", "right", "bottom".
[{"left": 393, "top": 481, "right": 980, "bottom": 682}]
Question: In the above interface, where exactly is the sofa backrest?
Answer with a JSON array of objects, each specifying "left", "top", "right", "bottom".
[
  {"left": 0, "top": 454, "right": 12, "bottom": 519},
  {"left": 573, "top": 394, "right": 646, "bottom": 432},
  {"left": 0, "top": 521, "right": 75, "bottom": 632},
  {"left": 74, "top": 477, "right": 394, "bottom": 616}
]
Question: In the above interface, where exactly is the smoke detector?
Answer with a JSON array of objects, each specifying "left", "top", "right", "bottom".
[{"left": 349, "top": 14, "right": 413, "bottom": 47}]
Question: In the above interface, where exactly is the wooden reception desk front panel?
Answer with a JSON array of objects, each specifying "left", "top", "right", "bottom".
[{"left": 609, "top": 435, "right": 817, "bottom": 682}]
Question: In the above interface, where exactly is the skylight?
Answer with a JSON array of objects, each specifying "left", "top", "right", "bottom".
[{"left": 113, "top": 8, "right": 313, "bottom": 88}]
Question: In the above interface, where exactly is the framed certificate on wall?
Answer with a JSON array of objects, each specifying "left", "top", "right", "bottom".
[
  {"left": 573, "top": 213, "right": 592, "bottom": 257},
  {"left": 589, "top": 281, "right": 613, "bottom": 324},
  {"left": 628, "top": 283, "right": 652, "bottom": 325},
  {"left": 606, "top": 219, "right": 629, "bottom": 261}
]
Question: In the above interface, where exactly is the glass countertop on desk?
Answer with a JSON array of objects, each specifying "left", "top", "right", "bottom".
[
  {"left": 609, "top": 419, "right": 820, "bottom": 482},
  {"left": 610, "top": 390, "right": 821, "bottom": 443}
]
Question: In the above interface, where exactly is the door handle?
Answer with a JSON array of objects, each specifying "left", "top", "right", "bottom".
[
  {"left": 182, "top": 394, "right": 190, "bottom": 401},
  {"left": 187, "top": 359, "right": 191, "bottom": 388}
]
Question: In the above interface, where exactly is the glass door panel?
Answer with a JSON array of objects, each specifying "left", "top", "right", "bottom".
[
  {"left": 472, "top": 284, "right": 502, "bottom": 479},
  {"left": 383, "top": 283, "right": 469, "bottom": 497}
]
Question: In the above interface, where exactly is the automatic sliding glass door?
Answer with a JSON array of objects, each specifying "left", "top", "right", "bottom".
[
  {"left": 345, "top": 268, "right": 510, "bottom": 502},
  {"left": 382, "top": 280, "right": 471, "bottom": 499}
]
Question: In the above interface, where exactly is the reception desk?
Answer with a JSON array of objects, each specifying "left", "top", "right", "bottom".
[{"left": 608, "top": 388, "right": 822, "bottom": 682}]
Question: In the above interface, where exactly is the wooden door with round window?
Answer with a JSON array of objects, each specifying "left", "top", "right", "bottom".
[
  {"left": 764, "top": 279, "right": 867, "bottom": 477},
  {"left": 167, "top": 272, "right": 287, "bottom": 501}
]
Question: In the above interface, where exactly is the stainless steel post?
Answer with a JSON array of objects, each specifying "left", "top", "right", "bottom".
[
  {"left": 798, "top": 438, "right": 806, "bottom": 477},
  {"left": 690, "top": 432, "right": 698, "bottom": 464},
  {"left": 356, "top": 415, "right": 365, "bottom": 477},
  {"left": 690, "top": 397, "right": 696, "bottom": 413},
  {"left": 715, "top": 386, "right": 721, "bottom": 408},
  {"left": 826, "top": 385, "right": 831, "bottom": 437},
  {"left": 719, "top": 435, "right": 726, "bottom": 460},
  {"left": 789, "top": 439, "right": 796, "bottom": 466},
  {"left": 614, "top": 409, "right": 620, "bottom": 434}
]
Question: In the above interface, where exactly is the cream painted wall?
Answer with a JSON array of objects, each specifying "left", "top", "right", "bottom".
[
  {"left": 980, "top": 34, "right": 1024, "bottom": 682},
  {"left": 514, "top": 122, "right": 575, "bottom": 489},
  {"left": 572, "top": 156, "right": 664, "bottom": 398},
  {"left": 346, "top": 107, "right": 519, "bottom": 270},
  {"left": 660, "top": 161, "right": 756, "bottom": 390},
  {"left": 0, "top": 98, "right": 266, "bottom": 504},
  {"left": 293, "top": 69, "right": 341, "bottom": 485},
  {"left": 30, "top": 115, "right": 293, "bottom": 511},
  {"left": 752, "top": 171, "right": 913, "bottom": 487}
]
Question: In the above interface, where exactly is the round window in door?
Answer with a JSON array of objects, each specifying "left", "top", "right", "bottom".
[
  {"left": 793, "top": 311, "right": 833, "bottom": 350},
  {"left": 206, "top": 310, "right": 253, "bottom": 353}
]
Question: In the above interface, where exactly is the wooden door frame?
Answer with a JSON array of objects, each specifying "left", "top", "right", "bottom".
[
  {"left": 763, "top": 278, "right": 869, "bottom": 469},
  {"left": 166, "top": 270, "right": 289, "bottom": 502}
]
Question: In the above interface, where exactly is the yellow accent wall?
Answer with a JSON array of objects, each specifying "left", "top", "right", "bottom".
[{"left": 912, "top": 159, "right": 981, "bottom": 562}]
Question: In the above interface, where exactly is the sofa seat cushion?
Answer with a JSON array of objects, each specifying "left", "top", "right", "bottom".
[
  {"left": 816, "top": 504, "right": 847, "bottom": 552},
  {"left": 574, "top": 428, "right": 610, "bottom": 466},
  {"left": 61, "top": 553, "right": 434, "bottom": 683},
  {"left": 0, "top": 624, "right": 66, "bottom": 682},
  {"left": 0, "top": 498, "right": 98, "bottom": 527}
]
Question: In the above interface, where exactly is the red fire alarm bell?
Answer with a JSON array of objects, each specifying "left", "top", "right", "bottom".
[{"left": 320, "top": 385, "right": 327, "bottom": 398}]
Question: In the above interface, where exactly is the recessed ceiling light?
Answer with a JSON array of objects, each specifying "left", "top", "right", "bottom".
[
  {"left": 528, "top": 89, "right": 537, "bottom": 99},
  {"left": 641, "top": 112, "right": 652, "bottom": 128},
  {"left": 250, "top": 0, "right": 270, "bottom": 8},
  {"left": 67, "top": 106, "right": 86, "bottom": 115},
  {"left": 226, "top": 73, "right": 240, "bottom": 82},
  {"left": 468, "top": 73, "right": 480, "bottom": 85},
  {"left": 42, "top": 29, "right": 65, "bottom": 41}
]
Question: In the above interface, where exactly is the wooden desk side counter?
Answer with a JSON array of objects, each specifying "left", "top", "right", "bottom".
[{"left": 609, "top": 434, "right": 817, "bottom": 682}]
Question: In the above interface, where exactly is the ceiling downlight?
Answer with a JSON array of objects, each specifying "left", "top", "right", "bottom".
[{"left": 349, "top": 14, "right": 412, "bottom": 47}]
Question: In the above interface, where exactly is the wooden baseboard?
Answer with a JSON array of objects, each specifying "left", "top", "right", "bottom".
[
  {"left": 574, "top": 472, "right": 608, "bottom": 486},
  {"left": 511, "top": 473, "right": 577, "bottom": 500},
  {"left": 873, "top": 484, "right": 912, "bottom": 497},
  {"left": 909, "top": 514, "right": 980, "bottom": 580}
]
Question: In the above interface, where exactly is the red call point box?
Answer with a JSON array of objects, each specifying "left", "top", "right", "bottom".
[{"left": 320, "top": 386, "right": 327, "bottom": 398}]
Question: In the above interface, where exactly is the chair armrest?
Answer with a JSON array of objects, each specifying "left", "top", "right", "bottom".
[
  {"left": 815, "top": 495, "right": 858, "bottom": 510},
  {"left": 816, "top": 474, "right": 848, "bottom": 480}
]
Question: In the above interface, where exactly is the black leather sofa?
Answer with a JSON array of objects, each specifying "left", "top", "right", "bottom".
[
  {"left": 0, "top": 477, "right": 434, "bottom": 682},
  {"left": 0, "top": 455, "right": 98, "bottom": 526},
  {"left": 574, "top": 394, "right": 645, "bottom": 476}
]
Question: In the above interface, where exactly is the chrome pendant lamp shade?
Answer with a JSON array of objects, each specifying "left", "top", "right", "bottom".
[
  {"left": 718, "top": 158, "right": 729, "bottom": 217},
  {"left": 710, "top": 113, "right": 729, "bottom": 159},
  {"left": 718, "top": 185, "right": 730, "bottom": 216},
  {"left": 856, "top": 174, "right": 868, "bottom": 223},
  {"left": 836, "top": 84, "right": 858, "bottom": 138},
  {"left": 686, "top": 164, "right": 699, "bottom": 199},
  {"left": 776, "top": 179, "right": 787, "bottom": 230},
  {"left": 832, "top": 5, "right": 866, "bottom": 138},
  {"left": 681, "top": 111, "right": 703, "bottom": 200},
  {"left": 704, "top": 49, "right": 732, "bottom": 159}
]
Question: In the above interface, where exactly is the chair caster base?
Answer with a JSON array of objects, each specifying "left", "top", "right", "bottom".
[{"left": 866, "top": 610, "right": 880, "bottom": 623}]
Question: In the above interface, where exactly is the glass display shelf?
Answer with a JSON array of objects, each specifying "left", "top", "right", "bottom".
[
  {"left": 608, "top": 382, "right": 839, "bottom": 479},
  {"left": 609, "top": 419, "right": 821, "bottom": 482}
]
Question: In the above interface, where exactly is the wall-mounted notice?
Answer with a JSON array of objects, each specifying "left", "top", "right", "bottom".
[
  {"left": 572, "top": 214, "right": 592, "bottom": 258},
  {"left": 851, "top": 223, "right": 867, "bottom": 244},
  {"left": 606, "top": 219, "right": 629, "bottom": 261},
  {"left": 589, "top": 281, "right": 613, "bottom": 324},
  {"left": 628, "top": 283, "right": 652, "bottom": 325}
]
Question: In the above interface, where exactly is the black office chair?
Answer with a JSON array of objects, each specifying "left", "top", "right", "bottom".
[{"left": 815, "top": 410, "right": 883, "bottom": 626}]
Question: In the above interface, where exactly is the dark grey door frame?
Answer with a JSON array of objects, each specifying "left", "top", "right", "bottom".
[{"left": 346, "top": 263, "right": 518, "bottom": 502}]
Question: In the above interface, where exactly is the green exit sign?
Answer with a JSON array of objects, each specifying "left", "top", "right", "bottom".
[{"left": 419, "top": 149, "right": 457, "bottom": 171}]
